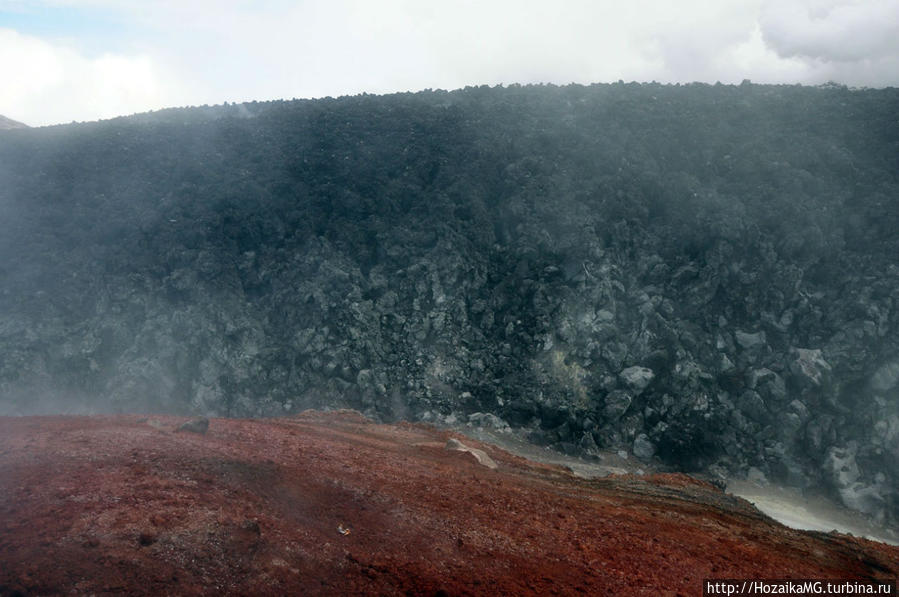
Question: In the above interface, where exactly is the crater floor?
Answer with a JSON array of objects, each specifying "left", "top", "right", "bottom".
[{"left": 1, "top": 411, "right": 897, "bottom": 595}]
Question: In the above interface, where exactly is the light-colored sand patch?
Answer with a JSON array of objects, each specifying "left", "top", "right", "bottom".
[
  {"left": 445, "top": 438, "right": 498, "bottom": 469},
  {"left": 455, "top": 426, "right": 644, "bottom": 478},
  {"left": 728, "top": 479, "right": 898, "bottom": 546},
  {"left": 455, "top": 424, "right": 899, "bottom": 546}
]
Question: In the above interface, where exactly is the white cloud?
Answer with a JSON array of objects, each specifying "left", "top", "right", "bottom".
[
  {"left": 0, "top": 27, "right": 188, "bottom": 126},
  {"left": 760, "top": 0, "right": 899, "bottom": 62},
  {"left": 757, "top": 0, "right": 899, "bottom": 85},
  {"left": 627, "top": 0, "right": 763, "bottom": 83},
  {"left": 727, "top": 25, "right": 813, "bottom": 84},
  {"left": 2, "top": 0, "right": 898, "bottom": 125}
]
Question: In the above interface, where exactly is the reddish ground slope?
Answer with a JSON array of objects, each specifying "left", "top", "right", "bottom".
[{"left": 1, "top": 411, "right": 897, "bottom": 596}]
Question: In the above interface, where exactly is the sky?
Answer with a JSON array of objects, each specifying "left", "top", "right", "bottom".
[{"left": 2, "top": 0, "right": 898, "bottom": 126}]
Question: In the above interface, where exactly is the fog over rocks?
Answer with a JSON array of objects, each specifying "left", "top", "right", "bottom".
[
  {"left": 0, "top": 115, "right": 28, "bottom": 130},
  {"left": 0, "top": 82, "right": 897, "bottom": 525}
]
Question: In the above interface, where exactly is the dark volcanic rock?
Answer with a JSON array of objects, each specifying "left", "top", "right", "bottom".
[
  {"left": 176, "top": 417, "right": 210, "bottom": 434},
  {"left": 1, "top": 83, "right": 898, "bottom": 526}
]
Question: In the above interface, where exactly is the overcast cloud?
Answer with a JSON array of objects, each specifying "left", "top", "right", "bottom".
[{"left": 2, "top": 0, "right": 898, "bottom": 126}]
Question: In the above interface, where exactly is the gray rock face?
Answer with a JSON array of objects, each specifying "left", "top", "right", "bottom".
[
  {"left": 176, "top": 417, "right": 209, "bottom": 434},
  {"left": 790, "top": 348, "right": 832, "bottom": 388},
  {"left": 747, "top": 368, "right": 786, "bottom": 404},
  {"left": 870, "top": 361, "right": 899, "bottom": 393},
  {"left": 603, "top": 391, "right": 633, "bottom": 421},
  {"left": 579, "top": 431, "right": 600, "bottom": 453},
  {"left": 839, "top": 483, "right": 886, "bottom": 521},
  {"left": 1, "top": 85, "right": 899, "bottom": 528},
  {"left": 746, "top": 368, "right": 775, "bottom": 390},
  {"left": 467, "top": 412, "right": 512, "bottom": 433},
  {"left": 824, "top": 444, "right": 860, "bottom": 490},
  {"left": 632, "top": 434, "right": 655, "bottom": 460},
  {"left": 619, "top": 366, "right": 654, "bottom": 395},
  {"left": 735, "top": 331, "right": 767, "bottom": 350},
  {"left": 824, "top": 442, "right": 889, "bottom": 523},
  {"left": 739, "top": 390, "right": 768, "bottom": 422}
]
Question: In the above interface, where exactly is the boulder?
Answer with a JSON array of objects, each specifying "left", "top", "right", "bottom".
[
  {"left": 735, "top": 330, "right": 766, "bottom": 350},
  {"left": 632, "top": 434, "right": 655, "bottom": 460},
  {"left": 824, "top": 444, "right": 860, "bottom": 490},
  {"left": 746, "top": 368, "right": 776, "bottom": 390},
  {"left": 603, "top": 391, "right": 633, "bottom": 421},
  {"left": 578, "top": 431, "right": 600, "bottom": 454},
  {"left": 870, "top": 360, "right": 899, "bottom": 393},
  {"left": 739, "top": 390, "right": 768, "bottom": 422},
  {"left": 176, "top": 417, "right": 209, "bottom": 434},
  {"left": 467, "top": 412, "right": 512, "bottom": 433},
  {"left": 445, "top": 438, "right": 498, "bottom": 469},
  {"left": 839, "top": 483, "right": 886, "bottom": 521},
  {"left": 595, "top": 309, "right": 615, "bottom": 323},
  {"left": 719, "top": 354, "right": 735, "bottom": 373},
  {"left": 790, "top": 348, "right": 832, "bottom": 388},
  {"left": 787, "top": 399, "right": 809, "bottom": 421},
  {"left": 748, "top": 369, "right": 786, "bottom": 404},
  {"left": 619, "top": 366, "right": 654, "bottom": 395},
  {"left": 805, "top": 416, "right": 835, "bottom": 452}
]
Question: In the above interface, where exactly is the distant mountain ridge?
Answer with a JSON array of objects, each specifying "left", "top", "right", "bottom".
[{"left": 0, "top": 114, "right": 28, "bottom": 129}]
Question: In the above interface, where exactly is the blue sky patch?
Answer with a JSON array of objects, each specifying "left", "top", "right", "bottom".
[{"left": 0, "top": 3, "right": 138, "bottom": 55}]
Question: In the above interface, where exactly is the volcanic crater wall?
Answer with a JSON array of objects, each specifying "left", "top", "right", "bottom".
[{"left": 1, "top": 83, "right": 898, "bottom": 524}]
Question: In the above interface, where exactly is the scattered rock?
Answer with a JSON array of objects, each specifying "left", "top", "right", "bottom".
[
  {"left": 870, "top": 361, "right": 899, "bottom": 393},
  {"left": 241, "top": 519, "right": 261, "bottom": 535},
  {"left": 790, "top": 348, "right": 832, "bottom": 388},
  {"left": 748, "top": 369, "right": 786, "bottom": 403},
  {"left": 839, "top": 483, "right": 886, "bottom": 522},
  {"left": 2, "top": 87, "right": 899, "bottom": 528},
  {"left": 467, "top": 412, "right": 512, "bottom": 434},
  {"left": 595, "top": 309, "right": 615, "bottom": 323},
  {"left": 719, "top": 354, "right": 735, "bottom": 372},
  {"left": 824, "top": 444, "right": 860, "bottom": 490},
  {"left": 137, "top": 532, "right": 156, "bottom": 546},
  {"left": 578, "top": 431, "right": 600, "bottom": 454},
  {"left": 176, "top": 418, "right": 209, "bottom": 434},
  {"left": 787, "top": 400, "right": 809, "bottom": 421},
  {"left": 603, "top": 390, "right": 633, "bottom": 421},
  {"left": 735, "top": 330, "right": 766, "bottom": 350},
  {"left": 739, "top": 390, "right": 768, "bottom": 422},
  {"left": 746, "top": 368, "right": 775, "bottom": 390},
  {"left": 632, "top": 434, "right": 655, "bottom": 460},
  {"left": 619, "top": 366, "right": 655, "bottom": 395},
  {"left": 445, "top": 438, "right": 497, "bottom": 469}
]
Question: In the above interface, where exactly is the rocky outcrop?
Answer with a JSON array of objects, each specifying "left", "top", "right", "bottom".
[
  {"left": 0, "top": 114, "right": 27, "bottom": 130},
  {"left": 0, "top": 83, "right": 898, "bottom": 526},
  {"left": 176, "top": 417, "right": 210, "bottom": 434},
  {"left": 445, "top": 437, "right": 498, "bottom": 469}
]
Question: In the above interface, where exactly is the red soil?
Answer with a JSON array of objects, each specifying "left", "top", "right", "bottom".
[{"left": 0, "top": 410, "right": 896, "bottom": 596}]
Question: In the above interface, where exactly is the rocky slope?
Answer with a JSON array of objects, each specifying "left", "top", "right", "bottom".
[
  {"left": 0, "top": 83, "right": 898, "bottom": 526},
  {"left": 0, "top": 115, "right": 27, "bottom": 130},
  {"left": 1, "top": 411, "right": 897, "bottom": 596}
]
